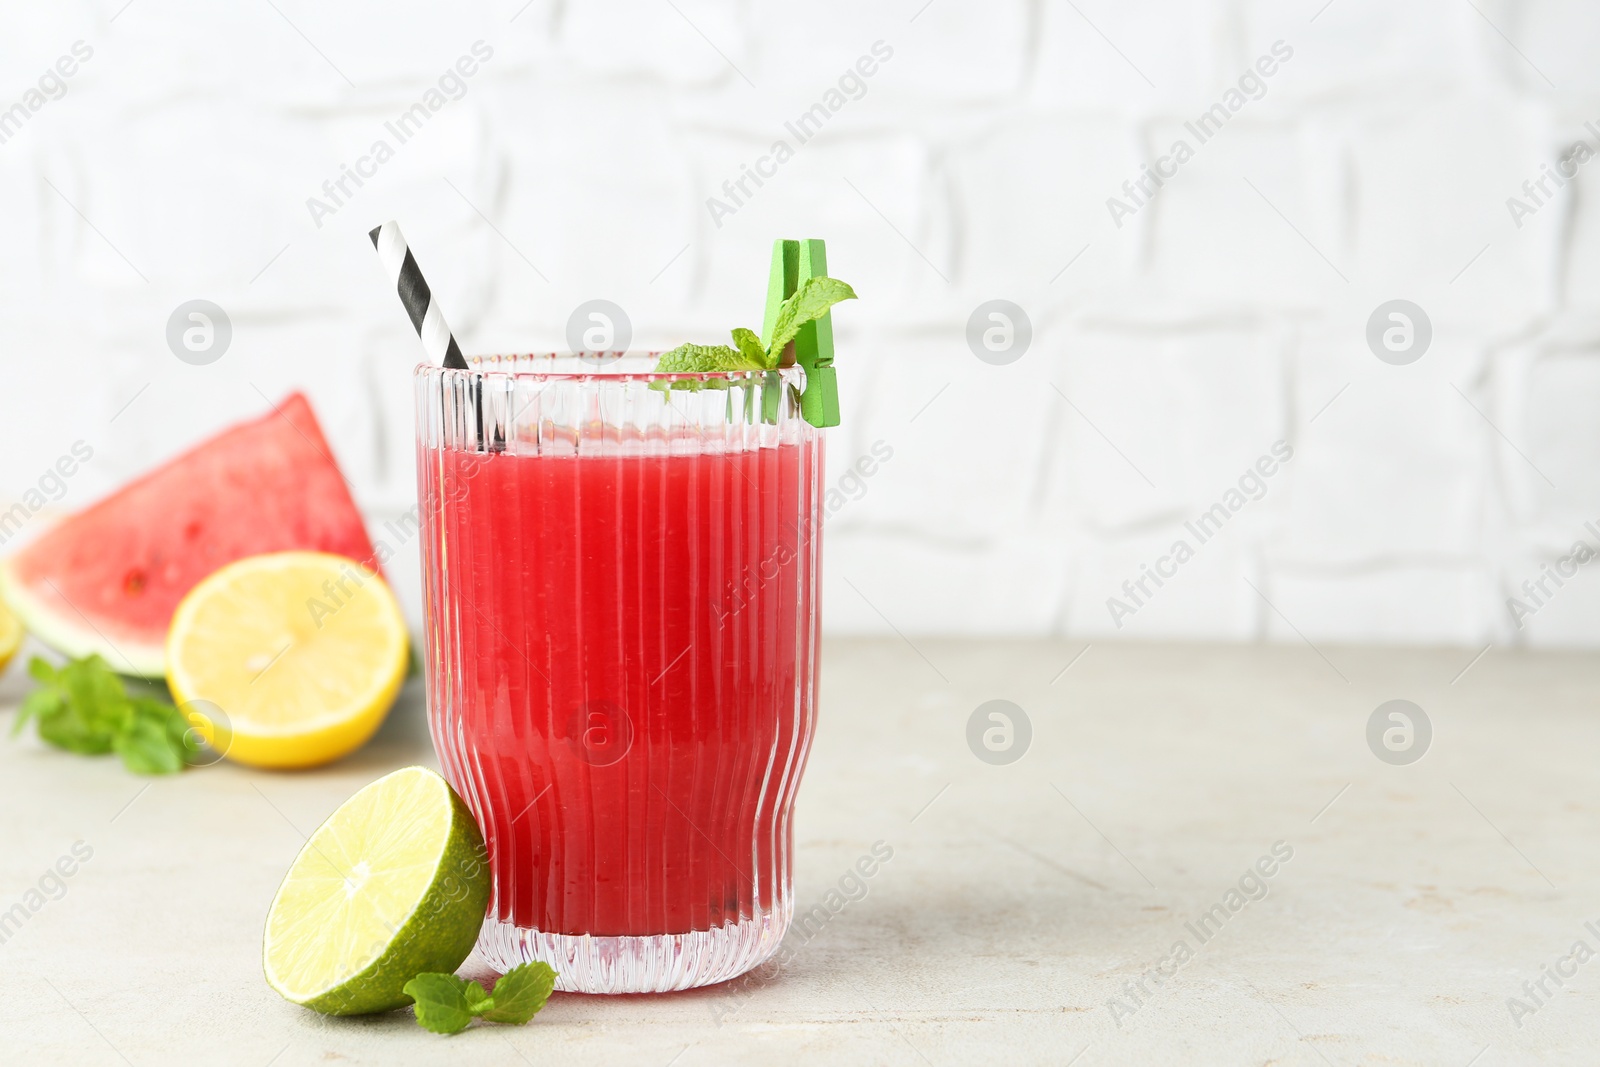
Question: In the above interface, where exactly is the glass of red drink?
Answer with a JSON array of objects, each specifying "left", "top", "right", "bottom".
[{"left": 415, "top": 354, "right": 823, "bottom": 993}]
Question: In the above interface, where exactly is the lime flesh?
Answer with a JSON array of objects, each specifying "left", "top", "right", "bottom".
[{"left": 263, "top": 766, "right": 490, "bottom": 1015}]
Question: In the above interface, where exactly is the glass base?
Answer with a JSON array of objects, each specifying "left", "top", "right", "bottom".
[{"left": 476, "top": 904, "right": 789, "bottom": 994}]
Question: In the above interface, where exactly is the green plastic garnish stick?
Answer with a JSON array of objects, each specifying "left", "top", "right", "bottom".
[{"left": 654, "top": 238, "right": 852, "bottom": 428}]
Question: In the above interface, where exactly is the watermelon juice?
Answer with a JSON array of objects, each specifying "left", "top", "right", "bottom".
[{"left": 416, "top": 360, "right": 823, "bottom": 992}]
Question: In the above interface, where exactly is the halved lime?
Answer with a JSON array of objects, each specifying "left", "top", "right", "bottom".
[{"left": 263, "top": 766, "right": 490, "bottom": 1015}]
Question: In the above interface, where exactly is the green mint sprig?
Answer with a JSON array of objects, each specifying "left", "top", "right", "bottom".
[
  {"left": 404, "top": 962, "right": 557, "bottom": 1035},
  {"left": 11, "top": 655, "right": 201, "bottom": 775},
  {"left": 653, "top": 276, "right": 855, "bottom": 387}
]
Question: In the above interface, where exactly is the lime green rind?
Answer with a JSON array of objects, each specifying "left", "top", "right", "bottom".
[
  {"left": 0, "top": 559, "right": 165, "bottom": 678},
  {"left": 264, "top": 767, "right": 491, "bottom": 1016}
]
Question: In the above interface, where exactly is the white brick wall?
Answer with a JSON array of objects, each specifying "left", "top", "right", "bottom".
[{"left": 4, "top": 1, "right": 1600, "bottom": 647}]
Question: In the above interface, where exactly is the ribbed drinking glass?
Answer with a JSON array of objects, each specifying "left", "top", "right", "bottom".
[{"left": 415, "top": 355, "right": 823, "bottom": 993}]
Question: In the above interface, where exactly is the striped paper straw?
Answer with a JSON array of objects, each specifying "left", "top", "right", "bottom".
[{"left": 368, "top": 221, "right": 468, "bottom": 370}]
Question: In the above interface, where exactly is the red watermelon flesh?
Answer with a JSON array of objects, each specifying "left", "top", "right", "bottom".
[{"left": 0, "top": 392, "right": 378, "bottom": 677}]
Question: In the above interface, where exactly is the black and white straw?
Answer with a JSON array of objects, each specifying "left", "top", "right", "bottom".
[{"left": 369, "top": 221, "right": 468, "bottom": 370}]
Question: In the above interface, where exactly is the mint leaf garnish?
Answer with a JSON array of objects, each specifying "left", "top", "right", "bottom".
[
  {"left": 404, "top": 973, "right": 475, "bottom": 1035},
  {"left": 405, "top": 964, "right": 557, "bottom": 1035},
  {"left": 478, "top": 963, "right": 557, "bottom": 1025},
  {"left": 652, "top": 341, "right": 762, "bottom": 393},
  {"left": 11, "top": 654, "right": 197, "bottom": 774},
  {"left": 653, "top": 275, "right": 855, "bottom": 380},
  {"left": 730, "top": 327, "right": 768, "bottom": 368},
  {"left": 655, "top": 342, "right": 764, "bottom": 374},
  {"left": 765, "top": 277, "right": 856, "bottom": 363}
]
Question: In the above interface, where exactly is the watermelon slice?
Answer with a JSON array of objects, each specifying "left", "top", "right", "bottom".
[{"left": 0, "top": 393, "right": 378, "bottom": 678}]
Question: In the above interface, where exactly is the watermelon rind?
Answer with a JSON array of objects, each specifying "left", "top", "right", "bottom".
[{"left": 0, "top": 558, "right": 166, "bottom": 677}]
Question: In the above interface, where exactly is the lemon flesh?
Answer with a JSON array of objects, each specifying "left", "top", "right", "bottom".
[
  {"left": 263, "top": 766, "right": 490, "bottom": 1015},
  {"left": 0, "top": 598, "right": 21, "bottom": 675},
  {"left": 165, "top": 551, "right": 409, "bottom": 769}
]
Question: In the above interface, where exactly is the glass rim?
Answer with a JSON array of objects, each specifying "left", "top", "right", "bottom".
[{"left": 414, "top": 355, "right": 806, "bottom": 385}]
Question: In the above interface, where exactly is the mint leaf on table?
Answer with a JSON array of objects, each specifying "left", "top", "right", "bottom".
[
  {"left": 115, "top": 700, "right": 192, "bottom": 774},
  {"left": 404, "top": 973, "right": 476, "bottom": 1035},
  {"left": 405, "top": 964, "right": 557, "bottom": 1035},
  {"left": 21, "top": 658, "right": 114, "bottom": 755},
  {"left": 478, "top": 963, "right": 557, "bottom": 1025},
  {"left": 13, "top": 673, "right": 65, "bottom": 739},
  {"left": 462, "top": 980, "right": 492, "bottom": 1013},
  {"left": 11, "top": 654, "right": 197, "bottom": 775}
]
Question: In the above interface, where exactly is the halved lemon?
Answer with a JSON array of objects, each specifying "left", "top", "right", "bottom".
[
  {"left": 166, "top": 551, "right": 409, "bottom": 769},
  {"left": 263, "top": 766, "right": 490, "bottom": 1014},
  {"left": 0, "top": 597, "right": 21, "bottom": 675}
]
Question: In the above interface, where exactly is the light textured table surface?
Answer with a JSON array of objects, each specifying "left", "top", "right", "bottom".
[{"left": 3, "top": 638, "right": 1598, "bottom": 1066}]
